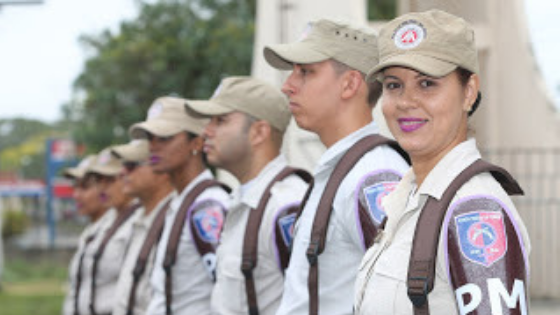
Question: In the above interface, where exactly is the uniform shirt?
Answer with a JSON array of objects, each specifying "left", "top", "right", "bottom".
[
  {"left": 276, "top": 122, "right": 410, "bottom": 315},
  {"left": 354, "top": 139, "right": 531, "bottom": 315},
  {"left": 211, "top": 155, "right": 309, "bottom": 315},
  {"left": 92, "top": 204, "right": 139, "bottom": 314},
  {"left": 62, "top": 208, "right": 117, "bottom": 315},
  {"left": 147, "top": 170, "right": 230, "bottom": 315},
  {"left": 112, "top": 193, "right": 174, "bottom": 315}
]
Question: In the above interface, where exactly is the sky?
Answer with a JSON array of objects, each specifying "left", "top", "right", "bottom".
[{"left": 0, "top": 0, "right": 558, "bottom": 123}]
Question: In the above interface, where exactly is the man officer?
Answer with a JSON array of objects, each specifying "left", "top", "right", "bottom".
[
  {"left": 185, "top": 76, "right": 310, "bottom": 315},
  {"left": 264, "top": 19, "right": 410, "bottom": 315}
]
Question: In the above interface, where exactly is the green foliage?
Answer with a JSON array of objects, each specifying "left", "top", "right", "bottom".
[
  {"left": 368, "top": 0, "right": 397, "bottom": 20},
  {"left": 0, "top": 118, "right": 66, "bottom": 178},
  {"left": 65, "top": 0, "right": 256, "bottom": 152},
  {"left": 2, "top": 210, "right": 30, "bottom": 239}
]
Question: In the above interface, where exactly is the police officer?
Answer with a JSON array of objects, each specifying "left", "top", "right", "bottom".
[
  {"left": 354, "top": 10, "right": 531, "bottom": 315},
  {"left": 264, "top": 19, "right": 410, "bottom": 315},
  {"left": 61, "top": 154, "right": 117, "bottom": 315},
  {"left": 129, "top": 96, "right": 230, "bottom": 315},
  {"left": 85, "top": 148, "right": 140, "bottom": 315},
  {"left": 185, "top": 76, "right": 310, "bottom": 315},
  {"left": 110, "top": 139, "right": 174, "bottom": 315}
]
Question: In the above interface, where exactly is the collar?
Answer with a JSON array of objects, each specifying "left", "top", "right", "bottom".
[
  {"left": 416, "top": 138, "right": 481, "bottom": 200},
  {"left": 230, "top": 155, "right": 288, "bottom": 210},
  {"left": 314, "top": 121, "right": 380, "bottom": 176}
]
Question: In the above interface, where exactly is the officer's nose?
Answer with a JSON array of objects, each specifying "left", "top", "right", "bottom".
[{"left": 281, "top": 71, "right": 297, "bottom": 97}]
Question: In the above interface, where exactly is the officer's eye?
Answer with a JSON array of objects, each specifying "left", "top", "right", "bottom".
[
  {"left": 419, "top": 79, "right": 437, "bottom": 88},
  {"left": 384, "top": 81, "right": 401, "bottom": 90}
]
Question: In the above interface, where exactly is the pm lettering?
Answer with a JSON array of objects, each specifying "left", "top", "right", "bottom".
[
  {"left": 202, "top": 252, "right": 217, "bottom": 281},
  {"left": 455, "top": 278, "right": 527, "bottom": 315}
]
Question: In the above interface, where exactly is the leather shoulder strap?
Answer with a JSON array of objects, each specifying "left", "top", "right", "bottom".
[
  {"left": 73, "top": 233, "right": 96, "bottom": 315},
  {"left": 241, "top": 167, "right": 312, "bottom": 315},
  {"left": 307, "top": 134, "right": 404, "bottom": 315},
  {"left": 163, "top": 179, "right": 230, "bottom": 315},
  {"left": 407, "top": 159, "right": 523, "bottom": 315},
  {"left": 90, "top": 202, "right": 140, "bottom": 315},
  {"left": 126, "top": 198, "right": 172, "bottom": 315}
]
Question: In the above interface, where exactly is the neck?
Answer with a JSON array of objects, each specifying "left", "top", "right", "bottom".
[
  {"left": 115, "top": 197, "right": 135, "bottom": 213},
  {"left": 411, "top": 137, "right": 468, "bottom": 188},
  {"left": 319, "top": 102, "right": 372, "bottom": 148},
  {"left": 90, "top": 207, "right": 108, "bottom": 222},
  {"left": 139, "top": 183, "right": 174, "bottom": 215},
  {"left": 231, "top": 146, "right": 279, "bottom": 184},
  {"left": 170, "top": 158, "right": 206, "bottom": 192}
]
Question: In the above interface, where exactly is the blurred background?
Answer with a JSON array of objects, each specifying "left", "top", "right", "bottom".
[{"left": 0, "top": 0, "right": 558, "bottom": 314}]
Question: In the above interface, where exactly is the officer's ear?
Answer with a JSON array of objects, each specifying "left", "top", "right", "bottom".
[
  {"left": 340, "top": 70, "right": 364, "bottom": 101},
  {"left": 249, "top": 120, "right": 271, "bottom": 147}
]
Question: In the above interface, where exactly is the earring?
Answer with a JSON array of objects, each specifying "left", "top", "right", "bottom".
[{"left": 192, "top": 150, "right": 198, "bottom": 156}]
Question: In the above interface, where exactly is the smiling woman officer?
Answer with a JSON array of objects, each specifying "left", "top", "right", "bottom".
[{"left": 354, "top": 10, "right": 531, "bottom": 315}]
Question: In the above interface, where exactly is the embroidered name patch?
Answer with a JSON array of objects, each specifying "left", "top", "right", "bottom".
[
  {"left": 455, "top": 211, "right": 507, "bottom": 267},
  {"left": 192, "top": 201, "right": 225, "bottom": 244}
]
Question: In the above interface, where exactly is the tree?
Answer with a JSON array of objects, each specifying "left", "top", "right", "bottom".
[
  {"left": 64, "top": 0, "right": 255, "bottom": 152},
  {"left": 368, "top": 0, "right": 397, "bottom": 20}
]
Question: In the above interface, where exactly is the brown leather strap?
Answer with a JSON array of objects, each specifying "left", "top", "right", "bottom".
[
  {"left": 307, "top": 135, "right": 404, "bottom": 315},
  {"left": 407, "top": 159, "right": 523, "bottom": 314},
  {"left": 163, "top": 179, "right": 230, "bottom": 315},
  {"left": 125, "top": 198, "right": 172, "bottom": 315},
  {"left": 241, "top": 167, "right": 312, "bottom": 315},
  {"left": 73, "top": 233, "right": 96, "bottom": 315},
  {"left": 90, "top": 202, "right": 140, "bottom": 315}
]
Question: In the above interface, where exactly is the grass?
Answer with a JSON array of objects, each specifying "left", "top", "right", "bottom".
[{"left": 0, "top": 254, "right": 69, "bottom": 315}]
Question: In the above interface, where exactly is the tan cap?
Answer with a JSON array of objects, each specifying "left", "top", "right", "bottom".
[
  {"left": 185, "top": 76, "right": 291, "bottom": 132},
  {"left": 129, "top": 96, "right": 208, "bottom": 139},
  {"left": 367, "top": 9, "right": 479, "bottom": 80},
  {"left": 87, "top": 148, "right": 123, "bottom": 177},
  {"left": 264, "top": 19, "right": 378, "bottom": 74},
  {"left": 63, "top": 154, "right": 97, "bottom": 180},
  {"left": 111, "top": 139, "right": 149, "bottom": 163}
]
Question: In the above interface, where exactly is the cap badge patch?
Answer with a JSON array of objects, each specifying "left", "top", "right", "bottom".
[
  {"left": 147, "top": 102, "right": 163, "bottom": 119},
  {"left": 393, "top": 20, "right": 426, "bottom": 49},
  {"left": 98, "top": 151, "right": 111, "bottom": 165},
  {"left": 212, "top": 81, "right": 224, "bottom": 98},
  {"left": 298, "top": 22, "right": 313, "bottom": 42}
]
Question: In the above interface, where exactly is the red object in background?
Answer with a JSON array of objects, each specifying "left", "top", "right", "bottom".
[{"left": 52, "top": 178, "right": 74, "bottom": 198}]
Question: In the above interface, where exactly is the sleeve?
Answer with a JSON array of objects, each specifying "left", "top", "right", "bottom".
[{"left": 444, "top": 195, "right": 530, "bottom": 315}]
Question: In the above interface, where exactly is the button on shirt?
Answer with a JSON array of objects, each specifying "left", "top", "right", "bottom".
[
  {"left": 354, "top": 139, "right": 531, "bottom": 315},
  {"left": 112, "top": 193, "right": 174, "bottom": 315},
  {"left": 147, "top": 170, "right": 230, "bottom": 315},
  {"left": 276, "top": 122, "right": 410, "bottom": 315},
  {"left": 211, "top": 155, "right": 309, "bottom": 315},
  {"left": 62, "top": 208, "right": 117, "bottom": 315}
]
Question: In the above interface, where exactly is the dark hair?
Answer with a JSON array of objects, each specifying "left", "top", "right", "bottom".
[
  {"left": 367, "top": 80, "right": 382, "bottom": 107},
  {"left": 456, "top": 67, "right": 482, "bottom": 117}
]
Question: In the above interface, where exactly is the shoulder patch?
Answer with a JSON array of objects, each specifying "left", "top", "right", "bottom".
[
  {"left": 190, "top": 199, "right": 226, "bottom": 245},
  {"left": 357, "top": 170, "right": 402, "bottom": 224},
  {"left": 449, "top": 197, "right": 508, "bottom": 268}
]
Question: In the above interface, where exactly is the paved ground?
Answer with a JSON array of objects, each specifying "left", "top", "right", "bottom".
[{"left": 532, "top": 299, "right": 560, "bottom": 315}]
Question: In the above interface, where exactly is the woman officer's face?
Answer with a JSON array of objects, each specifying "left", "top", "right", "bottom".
[{"left": 381, "top": 66, "right": 478, "bottom": 163}]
